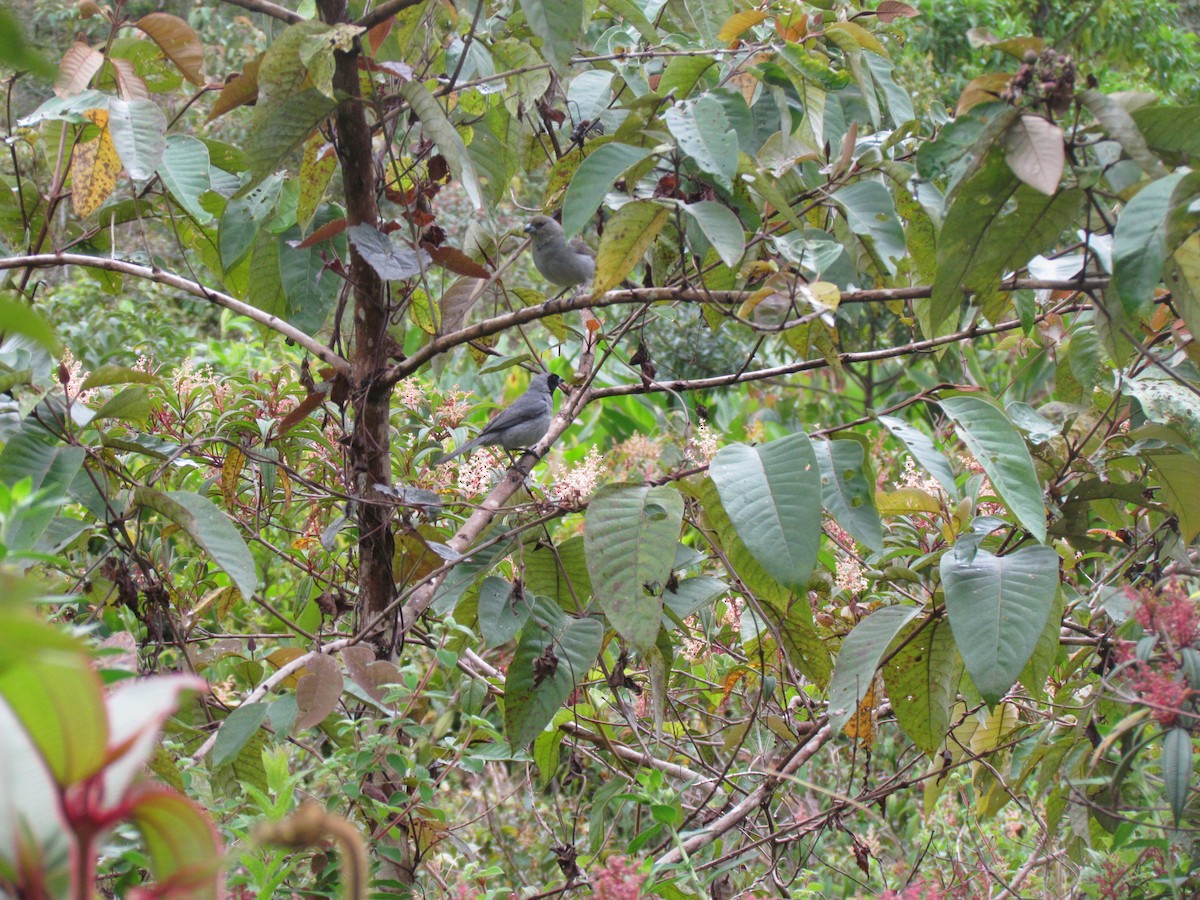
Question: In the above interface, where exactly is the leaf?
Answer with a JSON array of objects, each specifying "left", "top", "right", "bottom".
[
  {"left": 710, "top": 433, "right": 822, "bottom": 593},
  {"left": 1162, "top": 727, "right": 1193, "bottom": 826},
  {"left": 503, "top": 596, "right": 603, "bottom": 746},
  {"left": 93, "top": 385, "right": 151, "bottom": 423},
  {"left": 717, "top": 9, "right": 767, "bottom": 43},
  {"left": 656, "top": 54, "right": 716, "bottom": 101},
  {"left": 883, "top": 617, "right": 961, "bottom": 755},
  {"left": 477, "top": 577, "right": 533, "bottom": 647},
  {"left": 814, "top": 438, "right": 883, "bottom": 551},
  {"left": 592, "top": 199, "right": 670, "bottom": 295},
  {"left": 136, "top": 13, "right": 205, "bottom": 86},
  {"left": 297, "top": 135, "right": 336, "bottom": 232},
  {"left": 879, "top": 414, "right": 958, "bottom": 497},
  {"left": 517, "top": 0, "right": 586, "bottom": 71},
  {"left": 294, "top": 653, "right": 344, "bottom": 731},
  {"left": 875, "top": 1, "right": 920, "bottom": 23},
  {"left": 347, "top": 224, "right": 427, "bottom": 280},
  {"left": 104, "top": 675, "right": 207, "bottom": 801},
  {"left": 827, "top": 605, "right": 922, "bottom": 736},
  {"left": 133, "top": 488, "right": 260, "bottom": 598},
  {"left": 55, "top": 41, "right": 104, "bottom": 97},
  {"left": 929, "top": 148, "right": 1083, "bottom": 336},
  {"left": 938, "top": 394, "right": 1046, "bottom": 543},
  {"left": 400, "top": 80, "right": 484, "bottom": 211},
  {"left": 0, "top": 6, "right": 55, "bottom": 78},
  {"left": 940, "top": 544, "right": 1059, "bottom": 705},
  {"left": 1147, "top": 453, "right": 1200, "bottom": 542},
  {"left": 0, "top": 298, "right": 59, "bottom": 353},
  {"left": 207, "top": 56, "right": 260, "bottom": 122},
  {"left": 129, "top": 786, "right": 222, "bottom": 898},
  {"left": 561, "top": 142, "right": 656, "bottom": 239},
  {"left": 664, "top": 94, "right": 739, "bottom": 192},
  {"left": 585, "top": 484, "right": 684, "bottom": 652},
  {"left": 243, "top": 88, "right": 337, "bottom": 192},
  {"left": 157, "top": 134, "right": 212, "bottom": 223},
  {"left": 832, "top": 180, "right": 906, "bottom": 274},
  {"left": 71, "top": 110, "right": 121, "bottom": 218},
  {"left": 341, "top": 645, "right": 399, "bottom": 706},
  {"left": 679, "top": 200, "right": 745, "bottom": 269},
  {"left": 1000, "top": 114, "right": 1064, "bottom": 195},
  {"left": 107, "top": 98, "right": 167, "bottom": 182},
  {"left": 212, "top": 702, "right": 268, "bottom": 768},
  {"left": 1133, "top": 104, "right": 1200, "bottom": 164},
  {"left": 1126, "top": 375, "right": 1200, "bottom": 449},
  {"left": 1112, "top": 172, "right": 1200, "bottom": 320},
  {"left": 1080, "top": 89, "right": 1166, "bottom": 179}
]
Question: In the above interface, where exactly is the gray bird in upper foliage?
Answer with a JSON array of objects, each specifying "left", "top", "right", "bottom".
[
  {"left": 525, "top": 215, "right": 596, "bottom": 289},
  {"left": 438, "top": 372, "right": 563, "bottom": 464}
]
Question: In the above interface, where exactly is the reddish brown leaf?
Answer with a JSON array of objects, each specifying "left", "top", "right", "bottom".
[
  {"left": 55, "top": 41, "right": 104, "bottom": 98},
  {"left": 137, "top": 12, "right": 205, "bottom": 85},
  {"left": 342, "top": 645, "right": 400, "bottom": 705},
  {"left": 367, "top": 16, "right": 393, "bottom": 54},
  {"left": 207, "top": 57, "right": 260, "bottom": 121},
  {"left": 294, "top": 653, "right": 344, "bottom": 731},
  {"left": 1001, "top": 113, "right": 1065, "bottom": 195},
  {"left": 874, "top": 0, "right": 920, "bottom": 23},
  {"left": 295, "top": 216, "right": 347, "bottom": 249},
  {"left": 422, "top": 243, "right": 491, "bottom": 279},
  {"left": 110, "top": 56, "right": 150, "bottom": 100},
  {"left": 277, "top": 390, "right": 326, "bottom": 435}
]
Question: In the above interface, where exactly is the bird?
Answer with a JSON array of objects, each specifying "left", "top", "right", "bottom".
[
  {"left": 525, "top": 216, "right": 596, "bottom": 289},
  {"left": 438, "top": 372, "right": 563, "bottom": 464}
]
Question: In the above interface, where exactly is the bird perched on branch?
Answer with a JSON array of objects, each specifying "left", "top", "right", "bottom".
[
  {"left": 525, "top": 216, "right": 595, "bottom": 290},
  {"left": 438, "top": 372, "right": 563, "bottom": 464}
]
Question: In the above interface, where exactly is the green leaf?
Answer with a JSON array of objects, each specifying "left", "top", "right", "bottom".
[
  {"left": 1080, "top": 90, "right": 1166, "bottom": 179},
  {"left": 710, "top": 434, "right": 822, "bottom": 593},
  {"left": 679, "top": 200, "right": 745, "bottom": 269},
  {"left": 0, "top": 6, "right": 55, "bottom": 78},
  {"left": 504, "top": 596, "right": 603, "bottom": 746},
  {"left": 523, "top": 535, "right": 591, "bottom": 607},
  {"left": 129, "top": 786, "right": 222, "bottom": 896},
  {"left": 0, "top": 297, "right": 59, "bottom": 354},
  {"left": 656, "top": 54, "right": 716, "bottom": 100},
  {"left": 814, "top": 438, "right": 883, "bottom": 551},
  {"left": 592, "top": 199, "right": 670, "bottom": 295},
  {"left": 106, "top": 98, "right": 167, "bottom": 183},
  {"left": 212, "top": 702, "right": 268, "bottom": 768},
  {"left": 828, "top": 605, "right": 922, "bottom": 735},
  {"left": 0, "top": 431, "right": 84, "bottom": 554},
  {"left": 585, "top": 484, "right": 684, "bottom": 652},
  {"left": 665, "top": 94, "right": 739, "bottom": 193},
  {"left": 883, "top": 617, "right": 961, "bottom": 755},
  {"left": 1127, "top": 375, "right": 1200, "bottom": 450},
  {"left": 929, "top": 147, "right": 1083, "bottom": 336},
  {"left": 400, "top": 80, "right": 484, "bottom": 211},
  {"left": 1112, "top": 172, "right": 1196, "bottom": 319},
  {"left": 938, "top": 394, "right": 1046, "bottom": 543},
  {"left": 832, "top": 180, "right": 906, "bottom": 275},
  {"left": 518, "top": 0, "right": 586, "bottom": 71},
  {"left": 243, "top": 88, "right": 338, "bottom": 194},
  {"left": 879, "top": 414, "right": 957, "bottom": 497},
  {"left": 478, "top": 576, "right": 533, "bottom": 647},
  {"left": 93, "top": 385, "right": 151, "bottom": 423},
  {"left": 561, "top": 143, "right": 657, "bottom": 239},
  {"left": 1133, "top": 104, "right": 1200, "bottom": 165},
  {"left": 157, "top": 134, "right": 212, "bottom": 223},
  {"left": 1162, "top": 726, "right": 1193, "bottom": 826},
  {"left": 1147, "top": 453, "right": 1200, "bottom": 542},
  {"left": 133, "top": 488, "right": 259, "bottom": 598},
  {"left": 940, "top": 544, "right": 1059, "bottom": 705}
]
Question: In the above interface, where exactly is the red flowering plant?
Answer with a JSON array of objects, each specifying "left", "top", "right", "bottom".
[{"left": 1101, "top": 581, "right": 1200, "bottom": 825}]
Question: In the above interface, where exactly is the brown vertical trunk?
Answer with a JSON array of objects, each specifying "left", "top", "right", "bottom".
[{"left": 319, "top": 0, "right": 396, "bottom": 639}]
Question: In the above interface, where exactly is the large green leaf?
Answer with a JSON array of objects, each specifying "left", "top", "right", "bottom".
[
  {"left": 243, "top": 88, "right": 338, "bottom": 193},
  {"left": 134, "top": 488, "right": 259, "bottom": 598},
  {"left": 477, "top": 576, "right": 533, "bottom": 647},
  {"left": 0, "top": 429, "right": 84, "bottom": 555},
  {"left": 929, "top": 147, "right": 1083, "bottom": 336},
  {"left": 400, "top": 80, "right": 484, "bottom": 211},
  {"left": 814, "top": 437, "right": 883, "bottom": 552},
  {"left": 879, "top": 414, "right": 957, "bottom": 497},
  {"left": 129, "top": 786, "right": 222, "bottom": 898},
  {"left": 940, "top": 543, "right": 1059, "bottom": 705},
  {"left": 664, "top": 93, "right": 739, "bottom": 193},
  {"left": 107, "top": 98, "right": 166, "bottom": 183},
  {"left": 1147, "top": 453, "right": 1200, "bottom": 542},
  {"left": 157, "top": 134, "right": 212, "bottom": 223},
  {"left": 518, "top": 0, "right": 586, "bottom": 71},
  {"left": 1112, "top": 172, "right": 1198, "bottom": 319},
  {"left": 938, "top": 394, "right": 1046, "bottom": 543},
  {"left": 1162, "top": 726, "right": 1193, "bottom": 826},
  {"left": 584, "top": 484, "right": 684, "bottom": 652},
  {"left": 710, "top": 433, "right": 822, "bottom": 593},
  {"left": 1126, "top": 374, "right": 1200, "bottom": 450},
  {"left": 592, "top": 200, "right": 670, "bottom": 295},
  {"left": 833, "top": 180, "right": 905, "bottom": 275},
  {"left": 882, "top": 617, "right": 961, "bottom": 755},
  {"left": 827, "top": 605, "right": 922, "bottom": 736},
  {"left": 679, "top": 200, "right": 745, "bottom": 269},
  {"left": 211, "top": 702, "right": 267, "bottom": 768},
  {"left": 503, "top": 596, "right": 603, "bottom": 746},
  {"left": 561, "top": 143, "right": 656, "bottom": 239}
]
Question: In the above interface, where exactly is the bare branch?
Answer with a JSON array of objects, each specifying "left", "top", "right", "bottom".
[
  {"left": 0, "top": 253, "right": 350, "bottom": 374},
  {"left": 219, "top": 0, "right": 304, "bottom": 23},
  {"left": 355, "top": 0, "right": 428, "bottom": 31}
]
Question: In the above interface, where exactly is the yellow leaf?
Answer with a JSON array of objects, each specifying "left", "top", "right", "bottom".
[
  {"left": 221, "top": 446, "right": 246, "bottom": 509},
  {"left": 825, "top": 21, "right": 887, "bottom": 56},
  {"left": 71, "top": 110, "right": 120, "bottom": 217},
  {"left": 956, "top": 73, "right": 1014, "bottom": 116},
  {"left": 844, "top": 680, "right": 876, "bottom": 744},
  {"left": 592, "top": 200, "right": 671, "bottom": 295},
  {"left": 716, "top": 9, "right": 767, "bottom": 43},
  {"left": 875, "top": 487, "right": 943, "bottom": 515},
  {"left": 137, "top": 12, "right": 205, "bottom": 85}
]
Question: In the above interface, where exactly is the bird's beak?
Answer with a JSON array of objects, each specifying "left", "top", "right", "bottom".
[{"left": 523, "top": 223, "right": 536, "bottom": 234}]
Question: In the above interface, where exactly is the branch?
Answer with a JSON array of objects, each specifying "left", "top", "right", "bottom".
[
  {"left": 0, "top": 254, "right": 350, "bottom": 375},
  {"left": 219, "top": 0, "right": 304, "bottom": 23},
  {"left": 355, "top": 0, "right": 429, "bottom": 31},
  {"left": 390, "top": 278, "right": 1109, "bottom": 378}
]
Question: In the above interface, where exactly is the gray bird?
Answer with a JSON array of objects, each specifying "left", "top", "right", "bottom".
[
  {"left": 525, "top": 216, "right": 596, "bottom": 289},
  {"left": 438, "top": 372, "right": 563, "bottom": 464}
]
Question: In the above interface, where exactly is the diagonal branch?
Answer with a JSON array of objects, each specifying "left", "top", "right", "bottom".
[
  {"left": 219, "top": 0, "right": 304, "bottom": 23},
  {"left": 0, "top": 253, "right": 350, "bottom": 374}
]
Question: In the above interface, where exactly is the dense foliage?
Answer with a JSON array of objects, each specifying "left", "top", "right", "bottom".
[{"left": 2, "top": 0, "right": 1200, "bottom": 897}]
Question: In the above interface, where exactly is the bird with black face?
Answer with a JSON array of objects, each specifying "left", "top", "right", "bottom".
[
  {"left": 438, "top": 372, "right": 563, "bottom": 465},
  {"left": 525, "top": 216, "right": 595, "bottom": 291}
]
